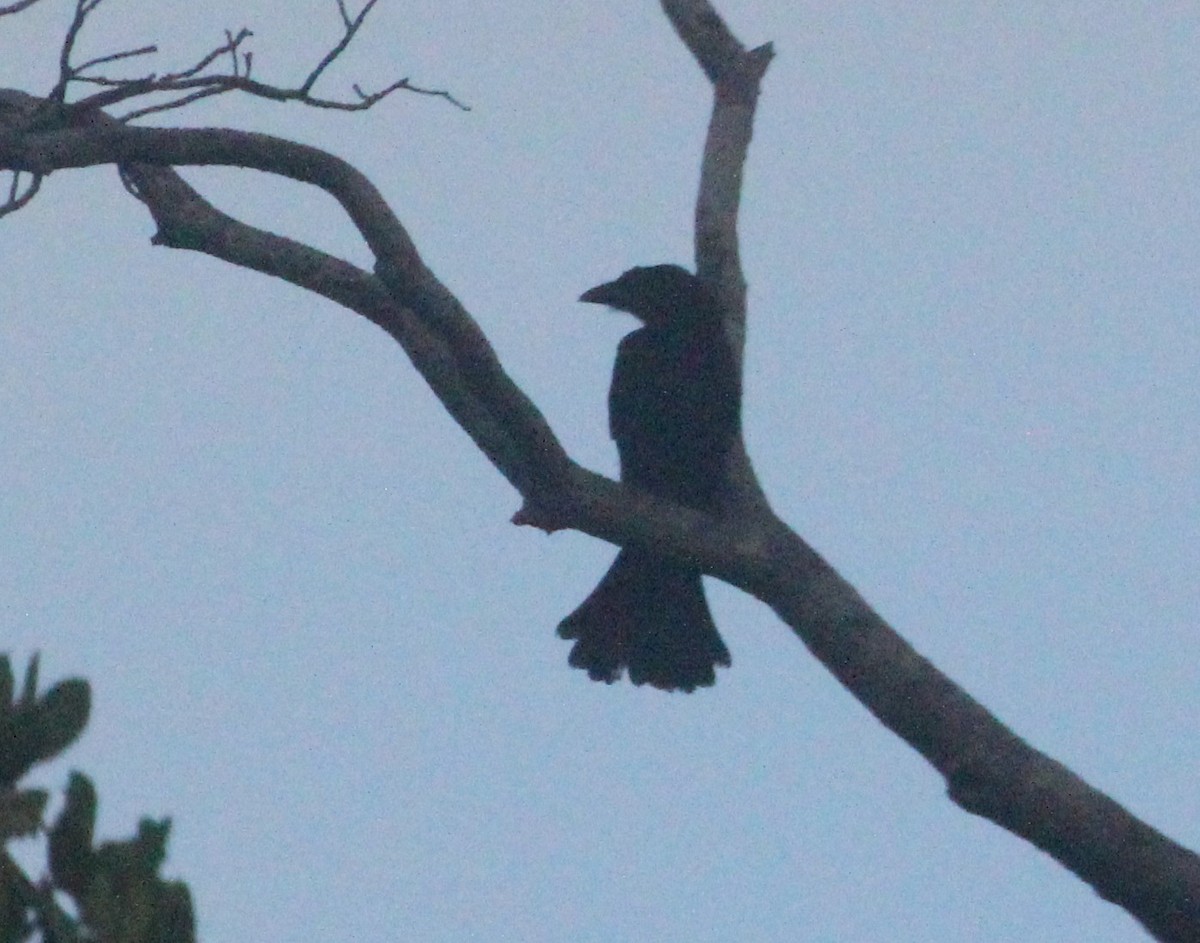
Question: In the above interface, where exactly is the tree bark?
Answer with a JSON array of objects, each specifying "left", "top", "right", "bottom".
[{"left": 1, "top": 2, "right": 1198, "bottom": 938}]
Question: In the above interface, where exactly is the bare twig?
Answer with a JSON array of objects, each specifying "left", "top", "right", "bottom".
[
  {"left": 70, "top": 72, "right": 468, "bottom": 123},
  {"left": 300, "top": 0, "right": 379, "bottom": 96},
  {"left": 159, "top": 29, "right": 253, "bottom": 82},
  {"left": 119, "top": 87, "right": 230, "bottom": 122},
  {"left": 53, "top": 32, "right": 254, "bottom": 119},
  {"left": 34, "top": 0, "right": 467, "bottom": 125},
  {"left": 73, "top": 44, "right": 158, "bottom": 74},
  {"left": 53, "top": 0, "right": 108, "bottom": 101},
  {"left": 62, "top": 30, "right": 253, "bottom": 99},
  {"left": 352, "top": 78, "right": 469, "bottom": 111}
]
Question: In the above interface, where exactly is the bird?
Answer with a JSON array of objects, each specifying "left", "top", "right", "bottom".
[{"left": 557, "top": 264, "right": 742, "bottom": 691}]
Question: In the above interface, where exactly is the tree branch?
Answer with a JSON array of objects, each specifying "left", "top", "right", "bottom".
[
  {"left": 661, "top": 0, "right": 772, "bottom": 359},
  {"left": 41, "top": 0, "right": 468, "bottom": 120},
  {"left": 1, "top": 3, "right": 1198, "bottom": 939},
  {"left": 0, "top": 0, "right": 45, "bottom": 15},
  {"left": 659, "top": 4, "right": 1200, "bottom": 940}
]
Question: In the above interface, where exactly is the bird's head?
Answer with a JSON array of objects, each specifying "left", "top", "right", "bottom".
[{"left": 579, "top": 264, "right": 711, "bottom": 329}]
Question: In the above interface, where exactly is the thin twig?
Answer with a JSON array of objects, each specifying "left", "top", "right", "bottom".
[
  {"left": 301, "top": 0, "right": 379, "bottom": 95},
  {"left": 354, "top": 78, "right": 470, "bottom": 112},
  {"left": 161, "top": 28, "right": 253, "bottom": 81},
  {"left": 119, "top": 86, "right": 228, "bottom": 122},
  {"left": 53, "top": 0, "right": 109, "bottom": 101},
  {"left": 297, "top": 0, "right": 376, "bottom": 94},
  {"left": 39, "top": 0, "right": 467, "bottom": 121},
  {"left": 73, "top": 44, "right": 157, "bottom": 73}
]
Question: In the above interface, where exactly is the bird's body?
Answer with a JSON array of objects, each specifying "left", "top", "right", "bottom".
[{"left": 558, "top": 265, "right": 741, "bottom": 691}]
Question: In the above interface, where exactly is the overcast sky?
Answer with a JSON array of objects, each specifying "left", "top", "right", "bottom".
[{"left": 2, "top": 2, "right": 1198, "bottom": 940}]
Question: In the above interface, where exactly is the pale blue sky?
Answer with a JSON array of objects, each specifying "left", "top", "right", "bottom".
[{"left": 2, "top": 2, "right": 1198, "bottom": 940}]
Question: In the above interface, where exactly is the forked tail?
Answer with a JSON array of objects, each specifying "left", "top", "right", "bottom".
[{"left": 557, "top": 548, "right": 731, "bottom": 692}]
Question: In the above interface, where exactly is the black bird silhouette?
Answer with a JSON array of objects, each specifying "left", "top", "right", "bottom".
[{"left": 558, "top": 265, "right": 742, "bottom": 691}]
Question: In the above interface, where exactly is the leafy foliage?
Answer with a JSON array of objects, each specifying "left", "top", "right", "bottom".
[{"left": 0, "top": 656, "right": 194, "bottom": 943}]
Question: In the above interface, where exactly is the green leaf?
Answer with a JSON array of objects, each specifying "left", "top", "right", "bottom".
[
  {"left": 0, "top": 657, "right": 13, "bottom": 712},
  {"left": 0, "top": 674, "right": 90, "bottom": 788},
  {"left": 151, "top": 881, "right": 195, "bottom": 943},
  {"left": 18, "top": 657, "right": 38, "bottom": 709},
  {"left": 27, "top": 681, "right": 90, "bottom": 767},
  {"left": 48, "top": 773, "right": 97, "bottom": 899},
  {"left": 0, "top": 789, "right": 48, "bottom": 841}
]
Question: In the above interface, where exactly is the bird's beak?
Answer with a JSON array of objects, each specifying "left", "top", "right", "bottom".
[{"left": 579, "top": 280, "right": 624, "bottom": 307}]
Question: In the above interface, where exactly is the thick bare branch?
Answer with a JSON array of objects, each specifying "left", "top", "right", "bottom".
[
  {"left": 659, "top": 0, "right": 746, "bottom": 84},
  {"left": 0, "top": 91, "right": 44, "bottom": 216},
  {"left": 663, "top": 3, "right": 1199, "bottom": 940},
  {"left": 0, "top": 169, "right": 41, "bottom": 217},
  {"left": 0, "top": 0, "right": 45, "bottom": 15},
  {"left": 2, "top": 4, "right": 1198, "bottom": 939},
  {"left": 659, "top": 0, "right": 774, "bottom": 510},
  {"left": 5, "top": 79, "right": 1200, "bottom": 940},
  {"left": 661, "top": 0, "right": 772, "bottom": 361},
  {"left": 120, "top": 162, "right": 557, "bottom": 496}
]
